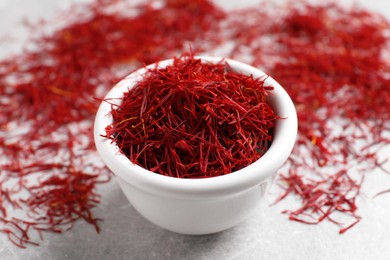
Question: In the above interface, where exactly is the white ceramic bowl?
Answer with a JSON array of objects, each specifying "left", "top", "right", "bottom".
[{"left": 94, "top": 56, "right": 297, "bottom": 235}]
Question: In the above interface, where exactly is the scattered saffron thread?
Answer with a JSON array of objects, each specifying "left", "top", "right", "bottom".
[
  {"left": 0, "top": 0, "right": 223, "bottom": 247},
  {"left": 0, "top": 0, "right": 390, "bottom": 247}
]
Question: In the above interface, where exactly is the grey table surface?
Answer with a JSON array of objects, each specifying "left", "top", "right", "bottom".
[{"left": 1, "top": 0, "right": 390, "bottom": 259}]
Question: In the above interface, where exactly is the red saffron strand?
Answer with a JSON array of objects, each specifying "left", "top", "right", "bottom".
[
  {"left": 0, "top": 0, "right": 225, "bottom": 247},
  {"left": 228, "top": 2, "right": 390, "bottom": 233},
  {"left": 1, "top": 0, "right": 390, "bottom": 247},
  {"left": 105, "top": 54, "right": 279, "bottom": 178}
]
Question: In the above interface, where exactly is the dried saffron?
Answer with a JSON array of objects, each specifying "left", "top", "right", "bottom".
[
  {"left": 105, "top": 54, "right": 278, "bottom": 178},
  {"left": 225, "top": 2, "right": 390, "bottom": 233},
  {"left": 0, "top": 0, "right": 224, "bottom": 248},
  {"left": 1, "top": 0, "right": 390, "bottom": 248}
]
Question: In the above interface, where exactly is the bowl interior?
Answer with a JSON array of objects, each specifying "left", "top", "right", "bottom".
[{"left": 94, "top": 56, "right": 297, "bottom": 198}]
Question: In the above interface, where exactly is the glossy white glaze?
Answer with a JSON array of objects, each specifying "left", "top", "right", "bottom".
[{"left": 94, "top": 56, "right": 297, "bottom": 234}]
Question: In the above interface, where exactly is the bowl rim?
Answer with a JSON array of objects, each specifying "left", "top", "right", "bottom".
[{"left": 94, "top": 56, "right": 297, "bottom": 199}]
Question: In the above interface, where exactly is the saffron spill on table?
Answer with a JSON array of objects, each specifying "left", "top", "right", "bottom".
[{"left": 0, "top": 0, "right": 389, "bottom": 247}]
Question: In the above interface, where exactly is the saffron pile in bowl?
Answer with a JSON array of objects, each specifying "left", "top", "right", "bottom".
[{"left": 105, "top": 55, "right": 279, "bottom": 178}]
